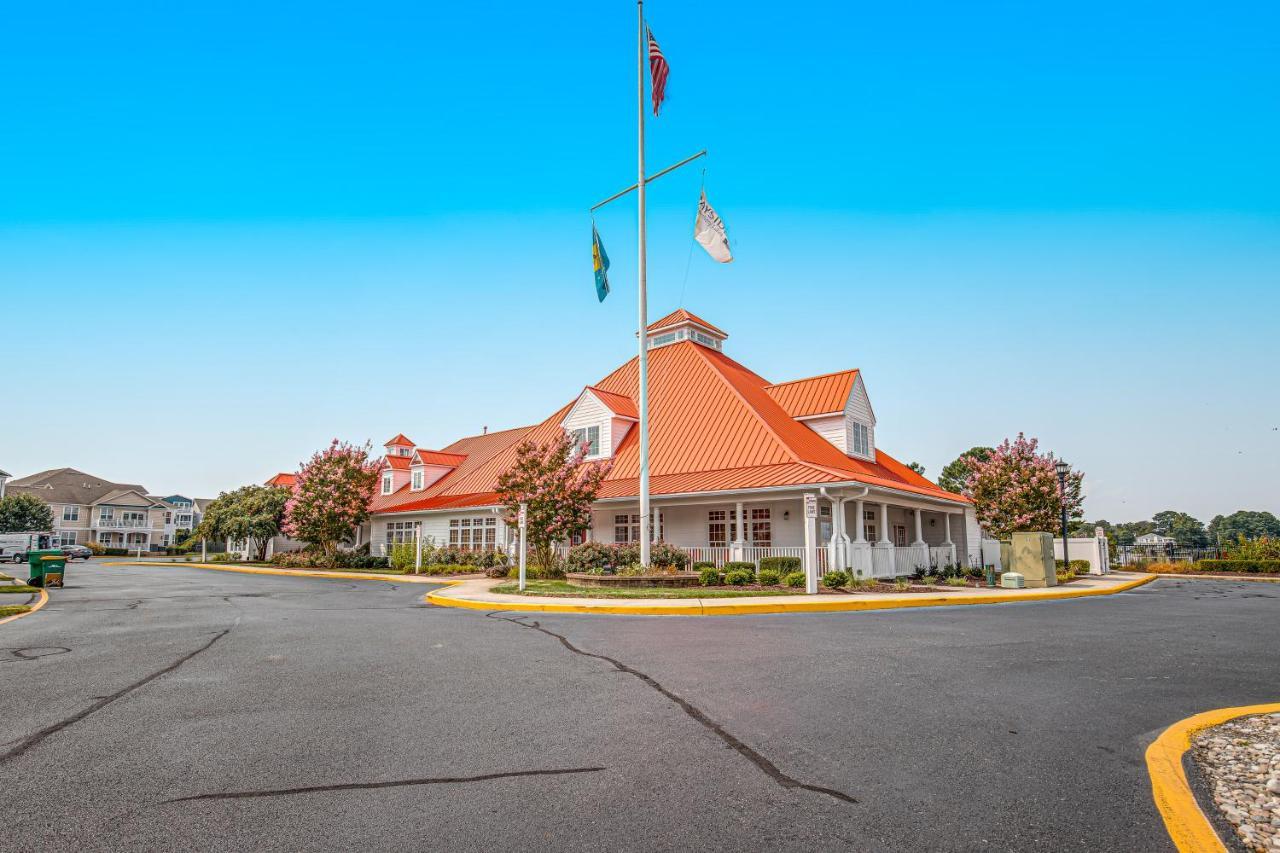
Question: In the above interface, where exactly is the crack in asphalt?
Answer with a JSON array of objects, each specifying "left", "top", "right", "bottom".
[
  {"left": 0, "top": 625, "right": 235, "bottom": 763},
  {"left": 484, "top": 611, "right": 857, "bottom": 805},
  {"left": 162, "top": 766, "right": 607, "bottom": 803},
  {"left": 0, "top": 646, "right": 72, "bottom": 664}
]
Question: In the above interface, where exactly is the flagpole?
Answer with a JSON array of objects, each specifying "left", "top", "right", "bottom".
[{"left": 636, "top": 0, "right": 651, "bottom": 569}]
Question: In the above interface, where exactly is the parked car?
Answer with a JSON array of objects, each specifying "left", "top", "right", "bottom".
[{"left": 60, "top": 544, "right": 93, "bottom": 561}]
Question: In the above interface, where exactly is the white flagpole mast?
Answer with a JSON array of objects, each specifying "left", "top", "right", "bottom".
[{"left": 636, "top": 0, "right": 651, "bottom": 568}]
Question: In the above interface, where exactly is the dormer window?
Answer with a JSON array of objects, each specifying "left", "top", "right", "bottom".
[
  {"left": 411, "top": 469, "right": 424, "bottom": 490},
  {"left": 381, "top": 472, "right": 393, "bottom": 495},
  {"left": 851, "top": 422, "right": 870, "bottom": 456},
  {"left": 644, "top": 309, "right": 728, "bottom": 351},
  {"left": 571, "top": 425, "right": 601, "bottom": 457}
]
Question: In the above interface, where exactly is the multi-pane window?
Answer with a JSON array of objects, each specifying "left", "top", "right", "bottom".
[
  {"left": 99, "top": 507, "right": 114, "bottom": 520},
  {"left": 750, "top": 508, "right": 772, "bottom": 547},
  {"left": 165, "top": 512, "right": 172, "bottom": 524},
  {"left": 449, "top": 517, "right": 497, "bottom": 549},
  {"left": 614, "top": 513, "right": 662, "bottom": 544},
  {"left": 571, "top": 425, "right": 601, "bottom": 457},
  {"left": 412, "top": 469, "right": 424, "bottom": 490},
  {"left": 385, "top": 521, "right": 416, "bottom": 545},
  {"left": 62, "top": 505, "right": 79, "bottom": 522},
  {"left": 56, "top": 531, "right": 77, "bottom": 546},
  {"left": 851, "top": 422, "right": 871, "bottom": 456},
  {"left": 176, "top": 515, "right": 191, "bottom": 526},
  {"left": 707, "top": 510, "right": 738, "bottom": 547},
  {"left": 381, "top": 472, "right": 393, "bottom": 495},
  {"left": 122, "top": 511, "right": 146, "bottom": 526}
]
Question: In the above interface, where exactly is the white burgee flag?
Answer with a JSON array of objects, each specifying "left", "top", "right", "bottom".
[{"left": 694, "top": 190, "right": 733, "bottom": 263}]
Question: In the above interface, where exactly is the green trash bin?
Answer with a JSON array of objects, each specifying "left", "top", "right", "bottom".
[{"left": 28, "top": 550, "right": 67, "bottom": 588}]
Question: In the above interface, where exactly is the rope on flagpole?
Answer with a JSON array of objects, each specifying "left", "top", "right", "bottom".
[{"left": 677, "top": 166, "right": 706, "bottom": 308}]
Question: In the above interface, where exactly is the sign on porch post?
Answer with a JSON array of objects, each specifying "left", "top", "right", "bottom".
[
  {"left": 414, "top": 522, "right": 423, "bottom": 574},
  {"left": 803, "top": 493, "right": 819, "bottom": 595},
  {"left": 518, "top": 502, "right": 528, "bottom": 592}
]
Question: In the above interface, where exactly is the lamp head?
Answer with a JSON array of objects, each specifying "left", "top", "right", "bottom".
[{"left": 1054, "top": 460, "right": 1069, "bottom": 478}]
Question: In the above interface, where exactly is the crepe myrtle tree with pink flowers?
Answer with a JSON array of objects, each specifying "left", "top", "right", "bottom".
[
  {"left": 496, "top": 432, "right": 612, "bottom": 572},
  {"left": 283, "top": 439, "right": 382, "bottom": 562},
  {"left": 965, "top": 433, "right": 1084, "bottom": 540}
]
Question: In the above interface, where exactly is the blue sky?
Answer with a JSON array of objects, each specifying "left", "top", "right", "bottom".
[{"left": 2, "top": 1, "right": 1277, "bottom": 523}]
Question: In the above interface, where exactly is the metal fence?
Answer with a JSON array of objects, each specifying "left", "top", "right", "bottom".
[{"left": 1114, "top": 544, "right": 1222, "bottom": 566}]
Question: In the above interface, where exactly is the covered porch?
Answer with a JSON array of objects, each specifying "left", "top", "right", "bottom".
[{"left": 590, "top": 488, "right": 997, "bottom": 578}]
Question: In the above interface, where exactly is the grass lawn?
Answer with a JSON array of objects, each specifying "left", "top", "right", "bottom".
[
  {"left": 490, "top": 579, "right": 804, "bottom": 599},
  {"left": 0, "top": 604, "right": 31, "bottom": 618},
  {"left": 0, "top": 585, "right": 39, "bottom": 594}
]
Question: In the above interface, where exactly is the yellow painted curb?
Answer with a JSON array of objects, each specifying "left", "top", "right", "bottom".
[
  {"left": 425, "top": 573, "right": 1156, "bottom": 617},
  {"left": 1148, "top": 573, "right": 1280, "bottom": 583},
  {"left": 105, "top": 561, "right": 473, "bottom": 586},
  {"left": 0, "top": 587, "right": 50, "bottom": 627},
  {"left": 1146, "top": 702, "right": 1280, "bottom": 853}
]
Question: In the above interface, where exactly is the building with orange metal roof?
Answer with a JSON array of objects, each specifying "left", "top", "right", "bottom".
[{"left": 363, "top": 311, "right": 988, "bottom": 577}]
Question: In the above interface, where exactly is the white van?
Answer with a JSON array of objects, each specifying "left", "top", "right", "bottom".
[{"left": 0, "top": 532, "right": 54, "bottom": 563}]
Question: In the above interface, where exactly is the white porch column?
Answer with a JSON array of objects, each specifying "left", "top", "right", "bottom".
[
  {"left": 943, "top": 513, "right": 956, "bottom": 563},
  {"left": 912, "top": 508, "right": 926, "bottom": 546},
  {"left": 873, "top": 501, "right": 895, "bottom": 578},
  {"left": 879, "top": 503, "right": 891, "bottom": 543},
  {"left": 854, "top": 499, "right": 866, "bottom": 542},
  {"left": 414, "top": 522, "right": 423, "bottom": 574},
  {"left": 826, "top": 496, "right": 841, "bottom": 571},
  {"left": 730, "top": 500, "right": 746, "bottom": 562}
]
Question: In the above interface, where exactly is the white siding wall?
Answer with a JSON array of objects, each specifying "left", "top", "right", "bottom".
[
  {"left": 409, "top": 463, "right": 454, "bottom": 492},
  {"left": 846, "top": 375, "right": 876, "bottom": 462},
  {"left": 562, "top": 391, "right": 615, "bottom": 458},
  {"left": 803, "top": 415, "right": 847, "bottom": 453}
]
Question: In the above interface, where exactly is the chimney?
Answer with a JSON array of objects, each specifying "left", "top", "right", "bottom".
[{"left": 483, "top": 425, "right": 488, "bottom": 435}]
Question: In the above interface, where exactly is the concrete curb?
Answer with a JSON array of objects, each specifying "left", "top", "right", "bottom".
[
  {"left": 0, "top": 587, "right": 50, "bottom": 627},
  {"left": 105, "top": 561, "right": 477, "bottom": 585},
  {"left": 1146, "top": 702, "right": 1280, "bottom": 853},
  {"left": 424, "top": 573, "right": 1156, "bottom": 617},
  {"left": 1147, "top": 573, "right": 1280, "bottom": 583}
]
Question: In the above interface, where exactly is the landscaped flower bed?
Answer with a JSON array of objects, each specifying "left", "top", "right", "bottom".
[{"left": 565, "top": 571, "right": 701, "bottom": 588}]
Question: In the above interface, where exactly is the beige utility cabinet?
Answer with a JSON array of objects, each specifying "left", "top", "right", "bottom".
[{"left": 1010, "top": 531, "right": 1056, "bottom": 588}]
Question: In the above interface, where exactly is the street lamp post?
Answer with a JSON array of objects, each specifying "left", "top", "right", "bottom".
[{"left": 1055, "top": 460, "right": 1070, "bottom": 571}]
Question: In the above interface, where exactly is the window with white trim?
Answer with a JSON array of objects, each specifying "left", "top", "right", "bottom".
[
  {"left": 707, "top": 509, "right": 738, "bottom": 547},
  {"left": 176, "top": 514, "right": 191, "bottom": 526},
  {"left": 56, "top": 531, "right": 77, "bottom": 546},
  {"left": 750, "top": 508, "right": 772, "bottom": 547},
  {"left": 62, "top": 505, "right": 79, "bottom": 522},
  {"left": 165, "top": 511, "right": 172, "bottom": 524},
  {"left": 851, "top": 422, "right": 871, "bottom": 456},
  {"left": 99, "top": 507, "right": 114, "bottom": 520},
  {"left": 381, "top": 472, "right": 393, "bottom": 495},
  {"left": 412, "top": 469, "right": 424, "bottom": 490},
  {"left": 570, "top": 425, "right": 601, "bottom": 457},
  {"left": 385, "top": 520, "right": 416, "bottom": 545},
  {"left": 449, "top": 517, "right": 497, "bottom": 549},
  {"left": 613, "top": 512, "right": 662, "bottom": 544}
]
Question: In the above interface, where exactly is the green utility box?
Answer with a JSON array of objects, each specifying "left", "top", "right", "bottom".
[{"left": 28, "top": 550, "right": 66, "bottom": 588}]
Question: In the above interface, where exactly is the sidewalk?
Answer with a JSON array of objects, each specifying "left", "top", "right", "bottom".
[
  {"left": 106, "top": 561, "right": 482, "bottom": 585},
  {"left": 426, "top": 572, "right": 1156, "bottom": 616}
]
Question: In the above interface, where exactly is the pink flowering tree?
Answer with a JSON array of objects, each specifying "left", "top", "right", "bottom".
[
  {"left": 496, "top": 432, "right": 612, "bottom": 572},
  {"left": 283, "top": 439, "right": 381, "bottom": 561},
  {"left": 965, "top": 433, "right": 1083, "bottom": 539}
]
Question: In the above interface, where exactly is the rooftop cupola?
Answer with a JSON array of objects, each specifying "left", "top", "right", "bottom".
[
  {"left": 383, "top": 433, "right": 416, "bottom": 458},
  {"left": 645, "top": 308, "right": 727, "bottom": 352}
]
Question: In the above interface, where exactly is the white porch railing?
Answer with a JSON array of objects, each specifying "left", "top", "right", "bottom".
[
  {"left": 683, "top": 546, "right": 732, "bottom": 568},
  {"left": 929, "top": 545, "right": 957, "bottom": 568},
  {"left": 871, "top": 546, "right": 894, "bottom": 578},
  {"left": 743, "top": 546, "right": 805, "bottom": 565},
  {"left": 95, "top": 518, "right": 150, "bottom": 529},
  {"left": 895, "top": 544, "right": 931, "bottom": 575}
]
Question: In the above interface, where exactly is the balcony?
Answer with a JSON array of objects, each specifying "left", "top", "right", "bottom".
[{"left": 93, "top": 518, "right": 151, "bottom": 529}]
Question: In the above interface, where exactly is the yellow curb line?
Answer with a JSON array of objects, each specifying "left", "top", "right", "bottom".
[
  {"left": 424, "top": 573, "right": 1156, "bottom": 617},
  {"left": 105, "top": 561, "right": 474, "bottom": 586},
  {"left": 1148, "top": 573, "right": 1280, "bottom": 583},
  {"left": 0, "top": 587, "right": 50, "bottom": 627},
  {"left": 1146, "top": 702, "right": 1280, "bottom": 853}
]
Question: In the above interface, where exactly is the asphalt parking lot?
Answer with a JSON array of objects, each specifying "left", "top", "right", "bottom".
[{"left": 1, "top": 562, "right": 1277, "bottom": 851}]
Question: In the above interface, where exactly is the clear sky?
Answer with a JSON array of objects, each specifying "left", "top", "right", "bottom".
[{"left": 2, "top": 1, "right": 1277, "bottom": 523}]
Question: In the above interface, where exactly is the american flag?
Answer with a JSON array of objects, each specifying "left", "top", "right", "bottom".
[{"left": 647, "top": 28, "right": 668, "bottom": 116}]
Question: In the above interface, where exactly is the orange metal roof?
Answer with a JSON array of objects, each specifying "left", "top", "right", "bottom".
[
  {"left": 383, "top": 433, "right": 415, "bottom": 447},
  {"left": 765, "top": 369, "right": 860, "bottom": 418},
  {"left": 265, "top": 472, "right": 297, "bottom": 488},
  {"left": 413, "top": 449, "right": 468, "bottom": 467},
  {"left": 383, "top": 455, "right": 412, "bottom": 471},
  {"left": 374, "top": 325, "right": 967, "bottom": 514},
  {"left": 585, "top": 386, "right": 638, "bottom": 419},
  {"left": 646, "top": 308, "right": 727, "bottom": 337}
]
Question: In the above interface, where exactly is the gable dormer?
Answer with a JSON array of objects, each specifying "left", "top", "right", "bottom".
[
  {"left": 561, "top": 386, "right": 638, "bottom": 460},
  {"left": 645, "top": 309, "right": 727, "bottom": 352},
  {"left": 410, "top": 449, "right": 467, "bottom": 491},
  {"left": 765, "top": 369, "right": 876, "bottom": 462}
]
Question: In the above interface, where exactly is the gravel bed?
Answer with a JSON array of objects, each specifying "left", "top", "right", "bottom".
[{"left": 1191, "top": 712, "right": 1280, "bottom": 852}]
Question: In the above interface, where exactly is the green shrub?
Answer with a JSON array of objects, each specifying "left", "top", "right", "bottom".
[
  {"left": 893, "top": 577, "right": 911, "bottom": 591},
  {"left": 1054, "top": 559, "right": 1089, "bottom": 573},
  {"left": 649, "top": 542, "right": 690, "bottom": 571},
  {"left": 1222, "top": 536, "right": 1280, "bottom": 561},
  {"left": 823, "top": 570, "right": 849, "bottom": 589},
  {"left": 722, "top": 561, "right": 755, "bottom": 579},
  {"left": 1192, "top": 559, "right": 1280, "bottom": 574},
  {"left": 757, "top": 569, "right": 781, "bottom": 586},
  {"left": 692, "top": 561, "right": 715, "bottom": 572},
  {"left": 759, "top": 556, "right": 801, "bottom": 574},
  {"left": 943, "top": 575, "right": 968, "bottom": 586},
  {"left": 784, "top": 571, "right": 806, "bottom": 588},
  {"left": 724, "top": 569, "right": 752, "bottom": 586},
  {"left": 698, "top": 565, "right": 721, "bottom": 586}
]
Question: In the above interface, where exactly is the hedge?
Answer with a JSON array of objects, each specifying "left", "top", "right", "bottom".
[
  {"left": 759, "top": 556, "right": 801, "bottom": 573},
  {"left": 1193, "top": 559, "right": 1280, "bottom": 574}
]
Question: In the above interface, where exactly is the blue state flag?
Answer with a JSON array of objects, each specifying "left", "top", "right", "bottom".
[{"left": 592, "top": 225, "right": 610, "bottom": 302}]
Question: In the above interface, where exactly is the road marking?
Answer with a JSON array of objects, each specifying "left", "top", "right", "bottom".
[{"left": 1146, "top": 702, "right": 1280, "bottom": 853}]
